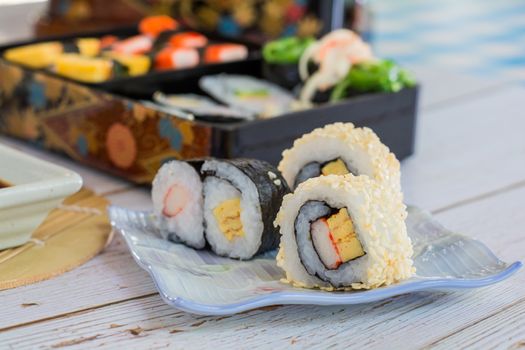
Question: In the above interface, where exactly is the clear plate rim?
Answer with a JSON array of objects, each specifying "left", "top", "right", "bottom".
[{"left": 115, "top": 212, "right": 523, "bottom": 315}]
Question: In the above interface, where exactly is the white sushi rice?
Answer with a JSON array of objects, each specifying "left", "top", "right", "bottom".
[
  {"left": 275, "top": 174, "right": 414, "bottom": 290},
  {"left": 152, "top": 161, "right": 205, "bottom": 249},
  {"left": 202, "top": 160, "right": 264, "bottom": 259},
  {"left": 278, "top": 122, "right": 402, "bottom": 193}
]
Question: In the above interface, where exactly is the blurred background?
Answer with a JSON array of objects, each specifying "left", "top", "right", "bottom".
[{"left": 1, "top": 0, "right": 524, "bottom": 82}]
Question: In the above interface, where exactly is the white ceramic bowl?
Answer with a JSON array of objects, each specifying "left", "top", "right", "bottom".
[{"left": 0, "top": 144, "right": 83, "bottom": 250}]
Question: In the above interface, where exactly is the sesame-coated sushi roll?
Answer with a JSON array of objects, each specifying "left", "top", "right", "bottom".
[
  {"left": 152, "top": 160, "right": 205, "bottom": 249},
  {"left": 275, "top": 174, "right": 414, "bottom": 290},
  {"left": 278, "top": 122, "right": 401, "bottom": 192},
  {"left": 201, "top": 159, "right": 290, "bottom": 259}
]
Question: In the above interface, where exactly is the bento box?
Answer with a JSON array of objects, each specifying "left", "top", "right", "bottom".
[{"left": 0, "top": 27, "right": 418, "bottom": 184}]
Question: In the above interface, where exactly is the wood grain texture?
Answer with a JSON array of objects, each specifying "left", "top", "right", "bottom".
[
  {"left": 401, "top": 85, "right": 525, "bottom": 211},
  {"left": 1, "top": 172, "right": 523, "bottom": 349},
  {"left": 408, "top": 65, "right": 513, "bottom": 111}
]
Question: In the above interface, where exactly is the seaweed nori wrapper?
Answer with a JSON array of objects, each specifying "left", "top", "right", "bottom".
[{"left": 202, "top": 158, "right": 291, "bottom": 256}]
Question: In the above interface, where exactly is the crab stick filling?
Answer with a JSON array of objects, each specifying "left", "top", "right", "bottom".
[
  {"left": 311, "top": 208, "right": 364, "bottom": 269},
  {"left": 321, "top": 158, "right": 349, "bottom": 176},
  {"left": 162, "top": 183, "right": 191, "bottom": 217},
  {"left": 213, "top": 198, "right": 245, "bottom": 241}
]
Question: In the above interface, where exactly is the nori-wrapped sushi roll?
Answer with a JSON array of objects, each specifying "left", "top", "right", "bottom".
[
  {"left": 275, "top": 174, "right": 414, "bottom": 290},
  {"left": 201, "top": 159, "right": 290, "bottom": 259},
  {"left": 152, "top": 158, "right": 290, "bottom": 259}
]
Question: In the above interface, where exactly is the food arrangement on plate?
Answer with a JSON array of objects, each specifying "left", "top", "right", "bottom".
[
  {"left": 147, "top": 123, "right": 413, "bottom": 290},
  {"left": 2, "top": 15, "right": 250, "bottom": 83},
  {"left": 109, "top": 122, "right": 521, "bottom": 315}
]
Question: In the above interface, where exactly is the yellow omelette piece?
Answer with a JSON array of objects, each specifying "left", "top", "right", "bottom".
[
  {"left": 326, "top": 208, "right": 365, "bottom": 262},
  {"left": 213, "top": 198, "right": 245, "bottom": 241},
  {"left": 321, "top": 159, "right": 349, "bottom": 176}
]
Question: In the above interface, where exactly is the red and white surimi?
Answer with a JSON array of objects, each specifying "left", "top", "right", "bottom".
[{"left": 311, "top": 218, "right": 342, "bottom": 269}]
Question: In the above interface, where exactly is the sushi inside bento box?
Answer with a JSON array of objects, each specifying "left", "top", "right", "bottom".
[{"left": 0, "top": 22, "right": 418, "bottom": 184}]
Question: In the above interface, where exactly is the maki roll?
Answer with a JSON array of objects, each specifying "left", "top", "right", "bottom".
[
  {"left": 201, "top": 159, "right": 289, "bottom": 259},
  {"left": 152, "top": 158, "right": 290, "bottom": 259},
  {"left": 152, "top": 160, "right": 205, "bottom": 248},
  {"left": 278, "top": 122, "right": 401, "bottom": 192},
  {"left": 275, "top": 174, "right": 414, "bottom": 290}
]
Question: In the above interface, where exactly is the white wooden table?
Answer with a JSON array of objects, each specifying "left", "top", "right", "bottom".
[{"left": 0, "top": 67, "right": 524, "bottom": 349}]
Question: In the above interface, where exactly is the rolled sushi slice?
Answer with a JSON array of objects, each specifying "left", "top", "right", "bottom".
[
  {"left": 278, "top": 122, "right": 401, "bottom": 192},
  {"left": 152, "top": 160, "right": 206, "bottom": 249},
  {"left": 153, "top": 92, "right": 253, "bottom": 121},
  {"left": 275, "top": 174, "right": 414, "bottom": 290},
  {"left": 201, "top": 159, "right": 290, "bottom": 259},
  {"left": 199, "top": 74, "right": 297, "bottom": 118}
]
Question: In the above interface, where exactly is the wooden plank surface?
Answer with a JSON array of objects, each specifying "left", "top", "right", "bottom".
[
  {"left": 0, "top": 29, "right": 524, "bottom": 347},
  {"left": 1, "top": 184, "right": 523, "bottom": 349}
]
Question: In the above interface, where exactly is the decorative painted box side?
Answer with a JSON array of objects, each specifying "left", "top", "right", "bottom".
[{"left": 0, "top": 60, "right": 213, "bottom": 184}]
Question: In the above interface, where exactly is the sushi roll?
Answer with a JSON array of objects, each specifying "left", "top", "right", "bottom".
[
  {"left": 204, "top": 43, "right": 248, "bottom": 64},
  {"left": 112, "top": 35, "right": 153, "bottom": 55},
  {"left": 154, "top": 47, "right": 200, "bottom": 70},
  {"left": 152, "top": 158, "right": 290, "bottom": 259},
  {"left": 54, "top": 54, "right": 113, "bottom": 83},
  {"left": 4, "top": 42, "right": 63, "bottom": 68},
  {"left": 201, "top": 159, "right": 289, "bottom": 259},
  {"left": 169, "top": 32, "right": 208, "bottom": 48},
  {"left": 275, "top": 174, "right": 414, "bottom": 290},
  {"left": 278, "top": 122, "right": 401, "bottom": 192},
  {"left": 152, "top": 160, "right": 206, "bottom": 248}
]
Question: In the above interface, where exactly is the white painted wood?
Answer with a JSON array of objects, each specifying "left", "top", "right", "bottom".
[
  {"left": 429, "top": 299, "right": 525, "bottom": 349},
  {"left": 408, "top": 65, "right": 513, "bottom": 110},
  {"left": 402, "top": 85, "right": 525, "bottom": 211},
  {"left": 1, "top": 174, "right": 524, "bottom": 349},
  {"left": 0, "top": 234, "right": 155, "bottom": 330}
]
